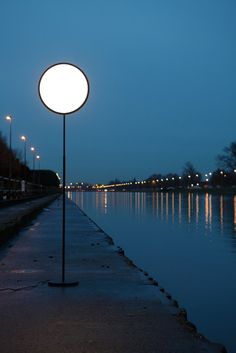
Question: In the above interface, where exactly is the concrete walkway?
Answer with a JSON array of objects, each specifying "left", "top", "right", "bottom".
[{"left": 0, "top": 197, "right": 226, "bottom": 353}]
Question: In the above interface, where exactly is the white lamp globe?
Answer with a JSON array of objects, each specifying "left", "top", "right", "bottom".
[{"left": 38, "top": 63, "right": 89, "bottom": 115}]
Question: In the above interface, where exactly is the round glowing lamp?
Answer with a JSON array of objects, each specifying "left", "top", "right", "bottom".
[{"left": 38, "top": 63, "right": 89, "bottom": 115}]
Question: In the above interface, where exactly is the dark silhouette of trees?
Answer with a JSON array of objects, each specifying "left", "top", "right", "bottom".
[
  {"left": 0, "top": 132, "right": 30, "bottom": 180},
  {"left": 182, "top": 162, "right": 202, "bottom": 187},
  {"left": 217, "top": 141, "right": 236, "bottom": 171}
]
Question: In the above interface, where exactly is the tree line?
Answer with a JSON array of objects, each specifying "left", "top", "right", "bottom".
[
  {"left": 0, "top": 131, "right": 29, "bottom": 180},
  {"left": 107, "top": 141, "right": 236, "bottom": 189}
]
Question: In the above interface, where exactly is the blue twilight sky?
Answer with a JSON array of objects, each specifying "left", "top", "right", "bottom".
[{"left": 0, "top": 0, "right": 236, "bottom": 183}]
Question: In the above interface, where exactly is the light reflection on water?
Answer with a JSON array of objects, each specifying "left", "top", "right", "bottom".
[{"left": 69, "top": 191, "right": 236, "bottom": 353}]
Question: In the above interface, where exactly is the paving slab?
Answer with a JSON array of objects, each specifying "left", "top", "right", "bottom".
[{"left": 0, "top": 197, "right": 226, "bottom": 353}]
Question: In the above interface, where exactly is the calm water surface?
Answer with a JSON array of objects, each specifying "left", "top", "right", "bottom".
[{"left": 70, "top": 191, "right": 236, "bottom": 353}]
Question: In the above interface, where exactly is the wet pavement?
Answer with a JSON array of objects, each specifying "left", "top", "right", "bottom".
[{"left": 0, "top": 197, "right": 226, "bottom": 353}]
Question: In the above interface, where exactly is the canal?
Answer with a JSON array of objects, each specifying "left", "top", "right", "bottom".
[{"left": 70, "top": 191, "right": 236, "bottom": 353}]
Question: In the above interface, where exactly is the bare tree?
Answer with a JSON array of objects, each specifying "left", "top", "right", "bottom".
[{"left": 217, "top": 141, "right": 236, "bottom": 171}]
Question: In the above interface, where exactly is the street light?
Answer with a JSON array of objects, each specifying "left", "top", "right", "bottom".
[
  {"left": 38, "top": 62, "right": 89, "bottom": 287},
  {"left": 36, "top": 155, "right": 41, "bottom": 186},
  {"left": 21, "top": 135, "right": 27, "bottom": 167},
  {"left": 30, "top": 146, "right": 35, "bottom": 170},
  {"left": 30, "top": 146, "right": 36, "bottom": 184},
  {"left": 20, "top": 135, "right": 27, "bottom": 192},
  {"left": 5, "top": 115, "right": 12, "bottom": 193},
  {"left": 36, "top": 154, "right": 40, "bottom": 166}
]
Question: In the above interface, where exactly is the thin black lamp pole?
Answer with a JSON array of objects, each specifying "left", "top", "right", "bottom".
[
  {"left": 23, "top": 139, "right": 27, "bottom": 184},
  {"left": 24, "top": 140, "right": 26, "bottom": 167},
  {"left": 48, "top": 114, "right": 79, "bottom": 287},
  {"left": 9, "top": 119, "right": 12, "bottom": 180},
  {"left": 21, "top": 136, "right": 27, "bottom": 192},
  {"left": 48, "top": 113, "right": 78, "bottom": 287},
  {"left": 62, "top": 113, "right": 66, "bottom": 283},
  {"left": 6, "top": 116, "right": 12, "bottom": 197}
]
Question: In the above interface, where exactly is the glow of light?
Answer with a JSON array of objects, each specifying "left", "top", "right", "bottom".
[
  {"left": 196, "top": 174, "right": 198, "bottom": 177},
  {"left": 206, "top": 178, "right": 209, "bottom": 182},
  {"left": 166, "top": 178, "right": 168, "bottom": 181},
  {"left": 188, "top": 175, "right": 191, "bottom": 178},
  {"left": 5, "top": 115, "right": 12, "bottom": 121},
  {"left": 172, "top": 177, "right": 174, "bottom": 180},
  {"left": 220, "top": 171, "right": 223, "bottom": 174},
  {"left": 31, "top": 147, "right": 35, "bottom": 152},
  {"left": 234, "top": 169, "right": 236, "bottom": 173},
  {"left": 179, "top": 176, "right": 182, "bottom": 179},
  {"left": 209, "top": 172, "right": 212, "bottom": 176},
  {"left": 39, "top": 63, "right": 89, "bottom": 115},
  {"left": 36, "top": 155, "right": 40, "bottom": 159},
  {"left": 205, "top": 174, "right": 208, "bottom": 177},
  {"left": 21, "top": 135, "right": 26, "bottom": 141}
]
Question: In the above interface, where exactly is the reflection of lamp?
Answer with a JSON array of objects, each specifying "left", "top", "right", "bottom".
[{"left": 38, "top": 62, "right": 89, "bottom": 287}]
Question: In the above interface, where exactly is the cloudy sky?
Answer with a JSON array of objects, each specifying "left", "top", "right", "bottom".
[{"left": 0, "top": 0, "right": 235, "bottom": 183}]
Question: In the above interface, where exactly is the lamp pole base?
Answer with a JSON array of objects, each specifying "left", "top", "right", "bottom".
[{"left": 48, "top": 281, "right": 79, "bottom": 287}]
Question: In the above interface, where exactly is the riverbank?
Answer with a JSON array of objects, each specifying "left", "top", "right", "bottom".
[{"left": 0, "top": 197, "right": 226, "bottom": 353}]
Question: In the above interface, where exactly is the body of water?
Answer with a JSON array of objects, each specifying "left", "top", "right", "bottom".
[{"left": 70, "top": 191, "right": 236, "bottom": 353}]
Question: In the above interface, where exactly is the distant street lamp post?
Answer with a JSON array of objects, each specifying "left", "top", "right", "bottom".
[
  {"left": 21, "top": 135, "right": 27, "bottom": 192},
  {"left": 30, "top": 146, "right": 36, "bottom": 184},
  {"left": 21, "top": 135, "right": 27, "bottom": 166},
  {"left": 5, "top": 115, "right": 12, "bottom": 195},
  {"left": 36, "top": 155, "right": 40, "bottom": 185},
  {"left": 38, "top": 62, "right": 89, "bottom": 287},
  {"left": 30, "top": 146, "right": 35, "bottom": 169}
]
